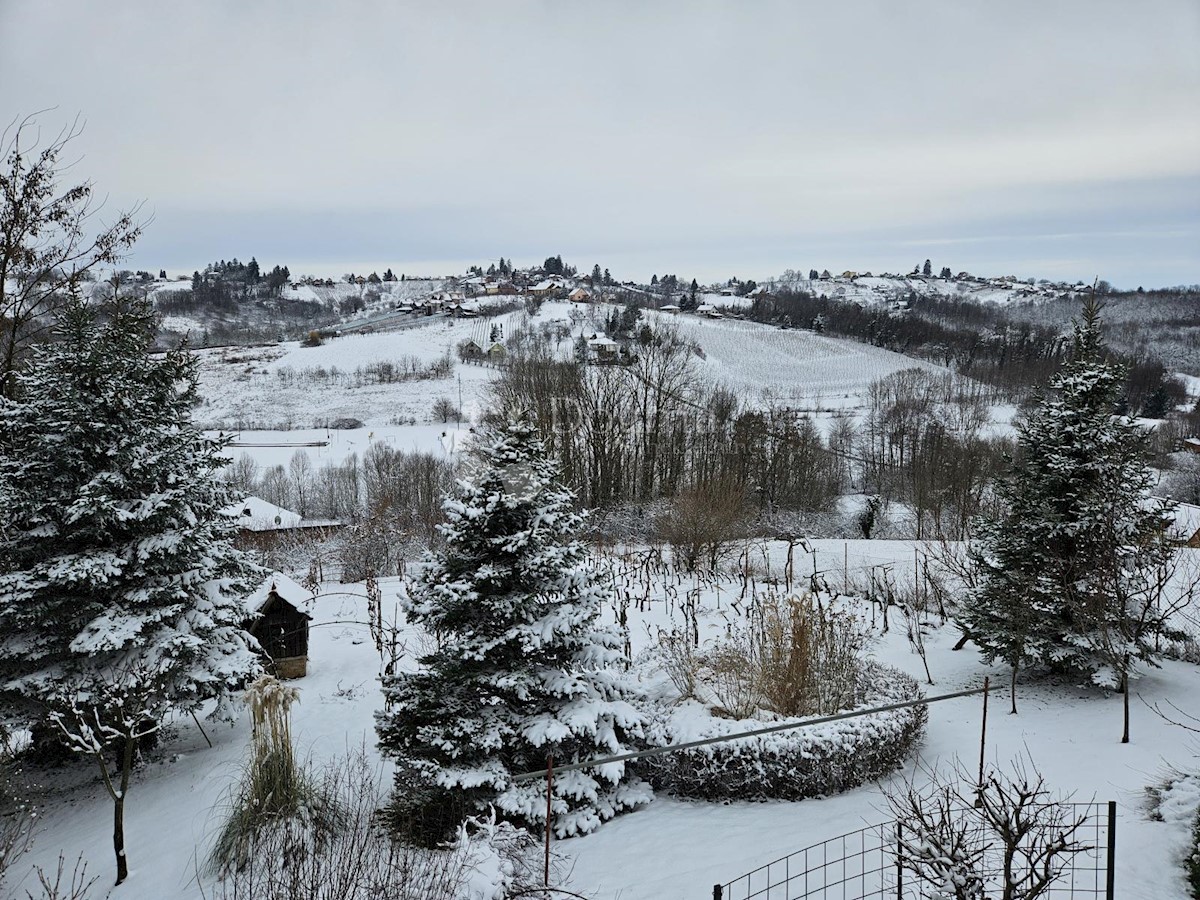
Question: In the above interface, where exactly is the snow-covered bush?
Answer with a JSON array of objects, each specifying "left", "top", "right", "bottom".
[{"left": 641, "top": 662, "right": 926, "bottom": 801}]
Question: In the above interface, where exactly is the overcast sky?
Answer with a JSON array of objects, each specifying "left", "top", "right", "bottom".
[{"left": 2, "top": 1, "right": 1198, "bottom": 287}]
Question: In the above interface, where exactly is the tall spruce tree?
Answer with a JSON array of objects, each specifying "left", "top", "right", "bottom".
[
  {"left": 377, "top": 422, "right": 649, "bottom": 842},
  {"left": 958, "top": 297, "right": 1179, "bottom": 725},
  {"left": 0, "top": 294, "right": 259, "bottom": 881}
]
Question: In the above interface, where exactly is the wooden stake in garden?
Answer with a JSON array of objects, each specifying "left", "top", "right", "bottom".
[
  {"left": 544, "top": 754, "right": 554, "bottom": 887},
  {"left": 976, "top": 675, "right": 990, "bottom": 807}
]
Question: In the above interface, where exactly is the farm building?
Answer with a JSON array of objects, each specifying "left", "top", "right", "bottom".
[
  {"left": 225, "top": 496, "right": 302, "bottom": 531},
  {"left": 660, "top": 304, "right": 680, "bottom": 314},
  {"left": 487, "top": 342, "right": 508, "bottom": 360},
  {"left": 243, "top": 572, "right": 313, "bottom": 679},
  {"left": 1183, "top": 437, "right": 1200, "bottom": 455},
  {"left": 222, "top": 495, "right": 342, "bottom": 551}
]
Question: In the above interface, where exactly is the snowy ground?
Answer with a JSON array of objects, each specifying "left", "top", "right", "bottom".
[{"left": 10, "top": 540, "right": 1200, "bottom": 899}]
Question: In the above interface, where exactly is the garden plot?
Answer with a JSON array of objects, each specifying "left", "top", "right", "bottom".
[
  {"left": 657, "top": 314, "right": 949, "bottom": 410},
  {"left": 10, "top": 543, "right": 1200, "bottom": 899}
]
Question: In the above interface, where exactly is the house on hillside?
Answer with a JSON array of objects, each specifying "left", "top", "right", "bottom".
[
  {"left": 243, "top": 572, "right": 312, "bottom": 679},
  {"left": 587, "top": 335, "right": 619, "bottom": 362},
  {"left": 530, "top": 280, "right": 557, "bottom": 297},
  {"left": 569, "top": 287, "right": 591, "bottom": 303},
  {"left": 1183, "top": 438, "right": 1200, "bottom": 455},
  {"left": 487, "top": 342, "right": 508, "bottom": 361},
  {"left": 718, "top": 286, "right": 736, "bottom": 296},
  {"left": 459, "top": 339, "right": 485, "bottom": 358},
  {"left": 660, "top": 304, "right": 680, "bottom": 314}
]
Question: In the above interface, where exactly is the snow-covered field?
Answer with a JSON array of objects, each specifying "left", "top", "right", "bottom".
[
  {"left": 194, "top": 316, "right": 511, "bottom": 431},
  {"left": 655, "top": 313, "right": 948, "bottom": 409},
  {"left": 10, "top": 540, "right": 1200, "bottom": 899}
]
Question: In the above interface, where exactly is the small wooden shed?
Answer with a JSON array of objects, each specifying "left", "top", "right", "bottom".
[{"left": 244, "top": 573, "right": 313, "bottom": 679}]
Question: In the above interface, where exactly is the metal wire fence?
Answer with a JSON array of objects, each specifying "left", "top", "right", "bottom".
[{"left": 715, "top": 801, "right": 1115, "bottom": 900}]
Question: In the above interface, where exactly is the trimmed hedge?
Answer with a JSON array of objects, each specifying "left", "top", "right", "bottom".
[{"left": 640, "top": 662, "right": 927, "bottom": 801}]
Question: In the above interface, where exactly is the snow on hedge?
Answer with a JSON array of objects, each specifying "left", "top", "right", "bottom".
[{"left": 640, "top": 662, "right": 927, "bottom": 801}]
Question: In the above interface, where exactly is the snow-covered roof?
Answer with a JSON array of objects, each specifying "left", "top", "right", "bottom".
[
  {"left": 531, "top": 279, "right": 556, "bottom": 291},
  {"left": 588, "top": 337, "right": 619, "bottom": 349},
  {"left": 244, "top": 571, "right": 313, "bottom": 616},
  {"left": 223, "top": 496, "right": 303, "bottom": 531},
  {"left": 1169, "top": 502, "right": 1200, "bottom": 540}
]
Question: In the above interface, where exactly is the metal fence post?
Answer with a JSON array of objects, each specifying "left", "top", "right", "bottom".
[
  {"left": 1106, "top": 800, "right": 1117, "bottom": 900},
  {"left": 712, "top": 883, "right": 723, "bottom": 900},
  {"left": 895, "top": 822, "right": 904, "bottom": 898}
]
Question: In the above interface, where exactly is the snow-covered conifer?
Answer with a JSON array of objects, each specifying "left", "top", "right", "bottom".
[
  {"left": 0, "top": 294, "right": 259, "bottom": 724},
  {"left": 376, "top": 421, "right": 649, "bottom": 842},
  {"left": 958, "top": 297, "right": 1182, "bottom": 724}
]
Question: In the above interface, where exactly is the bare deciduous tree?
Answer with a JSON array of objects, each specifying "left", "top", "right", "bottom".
[
  {"left": 887, "top": 759, "right": 1093, "bottom": 900},
  {"left": 0, "top": 113, "right": 143, "bottom": 397}
]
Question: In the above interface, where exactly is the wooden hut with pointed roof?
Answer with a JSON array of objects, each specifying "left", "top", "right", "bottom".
[{"left": 244, "top": 572, "right": 313, "bottom": 679}]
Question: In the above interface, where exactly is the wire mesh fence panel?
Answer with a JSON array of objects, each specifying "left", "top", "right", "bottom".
[
  {"left": 716, "top": 802, "right": 1114, "bottom": 900},
  {"left": 720, "top": 823, "right": 909, "bottom": 900}
]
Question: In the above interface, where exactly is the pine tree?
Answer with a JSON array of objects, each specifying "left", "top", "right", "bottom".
[
  {"left": 680, "top": 278, "right": 700, "bottom": 311},
  {"left": 0, "top": 294, "right": 259, "bottom": 881},
  {"left": 958, "top": 297, "right": 1181, "bottom": 723},
  {"left": 923, "top": 259, "right": 932, "bottom": 276},
  {"left": 376, "top": 422, "right": 649, "bottom": 842}
]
